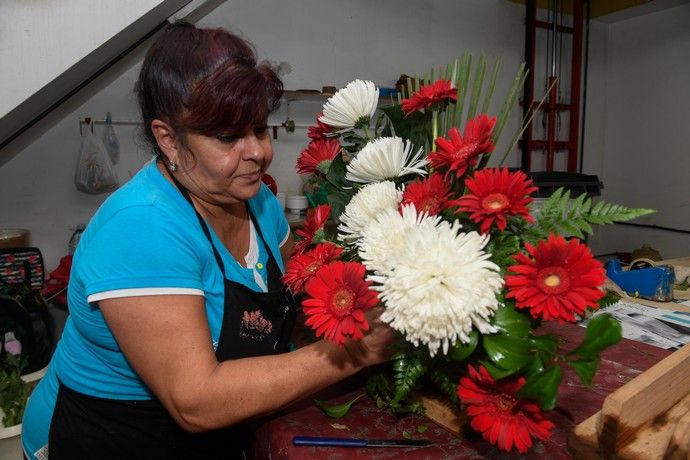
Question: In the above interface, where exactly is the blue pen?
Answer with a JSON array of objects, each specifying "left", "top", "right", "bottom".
[{"left": 292, "top": 436, "right": 431, "bottom": 448}]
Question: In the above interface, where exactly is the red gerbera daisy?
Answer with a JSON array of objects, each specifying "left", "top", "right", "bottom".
[
  {"left": 307, "top": 112, "right": 335, "bottom": 140},
  {"left": 296, "top": 138, "right": 341, "bottom": 175},
  {"left": 282, "top": 243, "right": 343, "bottom": 294},
  {"left": 401, "top": 79, "right": 457, "bottom": 116},
  {"left": 294, "top": 204, "right": 331, "bottom": 255},
  {"left": 302, "top": 261, "right": 379, "bottom": 346},
  {"left": 452, "top": 168, "right": 538, "bottom": 233},
  {"left": 428, "top": 114, "right": 496, "bottom": 178},
  {"left": 400, "top": 173, "right": 453, "bottom": 216},
  {"left": 457, "top": 364, "right": 555, "bottom": 454},
  {"left": 505, "top": 234, "right": 606, "bottom": 322}
]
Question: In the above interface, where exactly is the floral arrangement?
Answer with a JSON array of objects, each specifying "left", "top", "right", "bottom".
[
  {"left": 284, "top": 56, "right": 653, "bottom": 453},
  {"left": 0, "top": 332, "right": 30, "bottom": 427}
]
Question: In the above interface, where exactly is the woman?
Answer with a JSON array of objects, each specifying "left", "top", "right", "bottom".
[{"left": 23, "top": 21, "right": 393, "bottom": 459}]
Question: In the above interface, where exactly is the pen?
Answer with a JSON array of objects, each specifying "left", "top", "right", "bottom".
[{"left": 292, "top": 435, "right": 431, "bottom": 448}]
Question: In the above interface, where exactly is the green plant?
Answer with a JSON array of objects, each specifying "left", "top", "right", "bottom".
[{"left": 0, "top": 334, "right": 30, "bottom": 427}]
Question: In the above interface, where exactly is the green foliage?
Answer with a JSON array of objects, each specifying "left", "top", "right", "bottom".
[
  {"left": 365, "top": 371, "right": 425, "bottom": 415},
  {"left": 517, "top": 366, "right": 563, "bottom": 410},
  {"left": 528, "top": 188, "right": 655, "bottom": 242},
  {"left": 485, "top": 234, "right": 521, "bottom": 274},
  {"left": 483, "top": 333, "right": 534, "bottom": 372},
  {"left": 391, "top": 351, "right": 428, "bottom": 407},
  {"left": 570, "top": 314, "right": 622, "bottom": 358},
  {"left": 378, "top": 105, "right": 430, "bottom": 152},
  {"left": 0, "top": 353, "right": 30, "bottom": 427},
  {"left": 491, "top": 303, "right": 531, "bottom": 337},
  {"left": 448, "top": 331, "right": 479, "bottom": 361},
  {"left": 314, "top": 393, "right": 365, "bottom": 418},
  {"left": 429, "top": 368, "right": 460, "bottom": 405},
  {"left": 567, "top": 358, "right": 600, "bottom": 388},
  {"left": 598, "top": 291, "right": 622, "bottom": 309}
]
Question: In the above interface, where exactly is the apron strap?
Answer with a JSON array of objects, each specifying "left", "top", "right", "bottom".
[{"left": 163, "top": 157, "right": 282, "bottom": 286}]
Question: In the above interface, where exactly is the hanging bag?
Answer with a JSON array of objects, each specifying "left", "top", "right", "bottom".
[{"left": 74, "top": 120, "right": 118, "bottom": 194}]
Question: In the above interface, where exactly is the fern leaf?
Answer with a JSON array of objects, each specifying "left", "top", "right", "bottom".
[
  {"left": 391, "top": 353, "right": 428, "bottom": 406},
  {"left": 430, "top": 370, "right": 460, "bottom": 405}
]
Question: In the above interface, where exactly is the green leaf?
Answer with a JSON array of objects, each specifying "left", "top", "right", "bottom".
[
  {"left": 325, "top": 154, "right": 349, "bottom": 189},
  {"left": 417, "top": 425, "right": 428, "bottom": 434},
  {"left": 449, "top": 330, "right": 479, "bottom": 361},
  {"left": 482, "top": 333, "right": 533, "bottom": 371},
  {"left": 530, "top": 334, "right": 558, "bottom": 355},
  {"left": 466, "top": 53, "right": 486, "bottom": 121},
  {"left": 517, "top": 366, "right": 563, "bottom": 410},
  {"left": 491, "top": 304, "right": 531, "bottom": 337},
  {"left": 379, "top": 104, "right": 431, "bottom": 151},
  {"left": 568, "top": 357, "right": 600, "bottom": 387},
  {"left": 570, "top": 314, "right": 622, "bottom": 358},
  {"left": 523, "top": 354, "right": 545, "bottom": 379},
  {"left": 479, "top": 359, "right": 519, "bottom": 380},
  {"left": 314, "top": 393, "right": 365, "bottom": 418}
]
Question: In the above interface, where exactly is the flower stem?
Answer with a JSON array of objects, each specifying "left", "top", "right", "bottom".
[
  {"left": 431, "top": 109, "right": 439, "bottom": 147},
  {"left": 362, "top": 125, "right": 371, "bottom": 142}
]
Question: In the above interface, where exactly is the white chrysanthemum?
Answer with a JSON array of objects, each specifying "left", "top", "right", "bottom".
[
  {"left": 338, "top": 181, "right": 401, "bottom": 244},
  {"left": 367, "top": 209, "right": 503, "bottom": 357},
  {"left": 345, "top": 137, "right": 428, "bottom": 184},
  {"left": 358, "top": 204, "right": 443, "bottom": 274},
  {"left": 319, "top": 80, "right": 379, "bottom": 129}
]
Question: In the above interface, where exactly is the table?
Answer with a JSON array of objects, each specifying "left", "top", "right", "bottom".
[{"left": 246, "top": 322, "right": 670, "bottom": 459}]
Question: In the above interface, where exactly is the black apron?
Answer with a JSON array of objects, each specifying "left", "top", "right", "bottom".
[{"left": 48, "top": 170, "right": 296, "bottom": 460}]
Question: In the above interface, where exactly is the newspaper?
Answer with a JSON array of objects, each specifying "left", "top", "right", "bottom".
[{"left": 582, "top": 300, "right": 690, "bottom": 350}]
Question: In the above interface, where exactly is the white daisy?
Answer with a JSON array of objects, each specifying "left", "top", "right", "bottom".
[
  {"left": 366, "top": 209, "right": 503, "bottom": 357},
  {"left": 358, "top": 204, "right": 442, "bottom": 274},
  {"left": 345, "top": 137, "right": 428, "bottom": 184},
  {"left": 319, "top": 80, "right": 379, "bottom": 129},
  {"left": 337, "top": 181, "right": 401, "bottom": 244}
]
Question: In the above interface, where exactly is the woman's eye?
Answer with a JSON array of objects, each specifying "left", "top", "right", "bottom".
[
  {"left": 216, "top": 134, "right": 238, "bottom": 143},
  {"left": 254, "top": 126, "right": 269, "bottom": 136}
]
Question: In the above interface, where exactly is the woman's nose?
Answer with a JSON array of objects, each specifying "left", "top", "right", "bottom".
[{"left": 242, "top": 133, "right": 267, "bottom": 160}]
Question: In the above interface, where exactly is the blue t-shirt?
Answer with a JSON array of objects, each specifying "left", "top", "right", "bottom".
[{"left": 22, "top": 161, "right": 289, "bottom": 459}]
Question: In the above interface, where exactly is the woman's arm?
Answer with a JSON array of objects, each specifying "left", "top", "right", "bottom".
[{"left": 99, "top": 295, "right": 392, "bottom": 432}]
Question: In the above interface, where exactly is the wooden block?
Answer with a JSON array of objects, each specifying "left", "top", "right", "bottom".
[
  {"left": 665, "top": 405, "right": 690, "bottom": 460},
  {"left": 597, "top": 343, "right": 690, "bottom": 454},
  {"left": 569, "top": 344, "right": 690, "bottom": 459},
  {"left": 417, "top": 394, "right": 467, "bottom": 436}
]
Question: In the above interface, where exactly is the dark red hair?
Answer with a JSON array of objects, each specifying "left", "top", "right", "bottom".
[{"left": 136, "top": 21, "right": 283, "bottom": 152}]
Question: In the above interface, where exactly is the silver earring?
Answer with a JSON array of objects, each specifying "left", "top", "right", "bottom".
[{"left": 169, "top": 160, "right": 178, "bottom": 172}]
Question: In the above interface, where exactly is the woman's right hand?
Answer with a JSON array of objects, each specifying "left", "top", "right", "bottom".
[{"left": 343, "top": 307, "right": 396, "bottom": 368}]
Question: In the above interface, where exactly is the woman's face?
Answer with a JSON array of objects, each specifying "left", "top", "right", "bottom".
[{"left": 178, "top": 124, "right": 273, "bottom": 206}]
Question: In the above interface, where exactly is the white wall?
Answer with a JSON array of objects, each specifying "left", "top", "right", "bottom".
[
  {"left": 587, "top": 2, "right": 690, "bottom": 260},
  {"left": 0, "top": 0, "right": 166, "bottom": 119},
  {"left": 0, "top": 0, "right": 531, "bottom": 270}
]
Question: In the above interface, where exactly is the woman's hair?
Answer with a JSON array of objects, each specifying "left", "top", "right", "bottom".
[{"left": 135, "top": 21, "right": 283, "bottom": 153}]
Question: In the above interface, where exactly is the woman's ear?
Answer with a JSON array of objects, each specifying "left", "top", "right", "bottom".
[{"left": 150, "top": 119, "right": 179, "bottom": 164}]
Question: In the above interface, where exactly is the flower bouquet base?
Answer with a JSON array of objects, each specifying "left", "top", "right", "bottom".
[
  {"left": 414, "top": 392, "right": 468, "bottom": 436},
  {"left": 568, "top": 343, "right": 690, "bottom": 459}
]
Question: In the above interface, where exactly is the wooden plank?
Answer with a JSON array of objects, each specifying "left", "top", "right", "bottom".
[{"left": 597, "top": 344, "right": 690, "bottom": 455}]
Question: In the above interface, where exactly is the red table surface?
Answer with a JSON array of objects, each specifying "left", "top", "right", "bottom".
[{"left": 247, "top": 321, "right": 670, "bottom": 460}]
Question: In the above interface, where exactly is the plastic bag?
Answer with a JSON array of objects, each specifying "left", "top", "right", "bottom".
[
  {"left": 75, "top": 120, "right": 118, "bottom": 194},
  {"left": 101, "top": 112, "right": 120, "bottom": 164}
]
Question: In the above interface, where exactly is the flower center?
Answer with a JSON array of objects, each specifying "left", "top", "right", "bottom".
[
  {"left": 330, "top": 288, "right": 355, "bottom": 317},
  {"left": 481, "top": 193, "right": 509, "bottom": 213},
  {"left": 354, "top": 115, "right": 371, "bottom": 130},
  {"left": 536, "top": 266, "right": 571, "bottom": 295},
  {"left": 453, "top": 141, "right": 479, "bottom": 160},
  {"left": 420, "top": 197, "right": 439, "bottom": 214},
  {"left": 494, "top": 393, "right": 516, "bottom": 412},
  {"left": 305, "top": 261, "right": 321, "bottom": 274}
]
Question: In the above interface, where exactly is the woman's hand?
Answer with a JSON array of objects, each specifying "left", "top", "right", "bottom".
[{"left": 343, "top": 307, "right": 396, "bottom": 369}]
